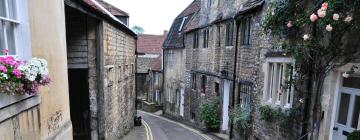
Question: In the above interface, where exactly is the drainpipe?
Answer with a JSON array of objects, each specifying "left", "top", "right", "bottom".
[{"left": 229, "top": 19, "right": 240, "bottom": 140}]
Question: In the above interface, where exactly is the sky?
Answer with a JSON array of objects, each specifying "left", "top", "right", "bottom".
[{"left": 104, "top": 0, "right": 194, "bottom": 35}]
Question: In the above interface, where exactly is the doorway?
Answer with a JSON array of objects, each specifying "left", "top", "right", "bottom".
[
  {"left": 68, "top": 69, "right": 91, "bottom": 140},
  {"left": 180, "top": 88, "right": 185, "bottom": 117},
  {"left": 222, "top": 80, "right": 230, "bottom": 131},
  {"left": 333, "top": 76, "right": 360, "bottom": 140}
]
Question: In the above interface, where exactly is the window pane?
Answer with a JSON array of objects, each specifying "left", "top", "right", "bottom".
[
  {"left": 0, "top": 21, "right": 5, "bottom": 54},
  {"left": 5, "top": 21, "right": 15, "bottom": 54},
  {"left": 338, "top": 93, "right": 351, "bottom": 125},
  {"left": 0, "top": 0, "right": 6, "bottom": 18},
  {"left": 6, "top": 0, "right": 16, "bottom": 20},
  {"left": 343, "top": 77, "right": 360, "bottom": 89},
  {"left": 351, "top": 96, "right": 360, "bottom": 128}
]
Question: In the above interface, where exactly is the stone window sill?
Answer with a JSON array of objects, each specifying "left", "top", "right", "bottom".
[{"left": 0, "top": 95, "right": 41, "bottom": 123}]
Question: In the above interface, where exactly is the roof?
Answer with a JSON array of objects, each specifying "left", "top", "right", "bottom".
[
  {"left": 151, "top": 57, "right": 162, "bottom": 71},
  {"left": 81, "top": 0, "right": 136, "bottom": 36},
  {"left": 137, "top": 34, "right": 166, "bottom": 54},
  {"left": 96, "top": 0, "right": 129, "bottom": 16},
  {"left": 236, "top": 0, "right": 265, "bottom": 19},
  {"left": 163, "top": 0, "right": 201, "bottom": 48}
]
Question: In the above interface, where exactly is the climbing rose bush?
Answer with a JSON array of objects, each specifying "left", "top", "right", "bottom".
[{"left": 0, "top": 50, "right": 51, "bottom": 95}]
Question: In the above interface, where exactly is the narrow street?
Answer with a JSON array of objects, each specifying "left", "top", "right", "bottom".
[{"left": 122, "top": 111, "right": 217, "bottom": 140}]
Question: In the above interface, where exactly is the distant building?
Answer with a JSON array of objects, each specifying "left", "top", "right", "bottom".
[
  {"left": 136, "top": 32, "right": 167, "bottom": 111},
  {"left": 65, "top": 0, "right": 137, "bottom": 139}
]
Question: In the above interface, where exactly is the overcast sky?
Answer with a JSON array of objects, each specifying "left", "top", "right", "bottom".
[{"left": 104, "top": 0, "right": 194, "bottom": 35}]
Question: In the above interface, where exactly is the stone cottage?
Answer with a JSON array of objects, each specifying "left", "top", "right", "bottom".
[
  {"left": 163, "top": 0, "right": 201, "bottom": 119},
  {"left": 64, "top": 0, "right": 137, "bottom": 139},
  {"left": 164, "top": 0, "right": 360, "bottom": 140},
  {"left": 136, "top": 32, "right": 166, "bottom": 110},
  {"left": 0, "top": 0, "right": 73, "bottom": 139}
]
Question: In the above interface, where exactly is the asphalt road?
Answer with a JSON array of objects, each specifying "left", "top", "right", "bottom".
[{"left": 138, "top": 111, "right": 213, "bottom": 140}]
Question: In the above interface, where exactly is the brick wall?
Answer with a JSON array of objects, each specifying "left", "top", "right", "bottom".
[{"left": 102, "top": 21, "right": 136, "bottom": 139}]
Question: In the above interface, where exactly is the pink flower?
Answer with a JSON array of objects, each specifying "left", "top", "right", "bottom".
[
  {"left": 12, "top": 69, "right": 22, "bottom": 78},
  {"left": 0, "top": 65, "right": 7, "bottom": 72},
  {"left": 303, "top": 34, "right": 310, "bottom": 41},
  {"left": 321, "top": 2, "right": 328, "bottom": 11},
  {"left": 326, "top": 24, "right": 333, "bottom": 32},
  {"left": 3, "top": 49, "right": 9, "bottom": 54},
  {"left": 310, "top": 13, "right": 318, "bottom": 22},
  {"left": 317, "top": 9, "right": 326, "bottom": 18},
  {"left": 344, "top": 16, "right": 353, "bottom": 23},
  {"left": 333, "top": 14, "right": 340, "bottom": 21},
  {"left": 287, "top": 21, "right": 293, "bottom": 28}
]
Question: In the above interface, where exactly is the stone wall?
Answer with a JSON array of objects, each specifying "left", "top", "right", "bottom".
[{"left": 102, "top": 21, "right": 136, "bottom": 139}]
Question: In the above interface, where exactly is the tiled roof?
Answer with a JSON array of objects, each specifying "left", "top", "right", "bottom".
[
  {"left": 96, "top": 0, "right": 129, "bottom": 16},
  {"left": 81, "top": 0, "right": 136, "bottom": 36},
  {"left": 137, "top": 34, "right": 166, "bottom": 54},
  {"left": 151, "top": 56, "right": 162, "bottom": 71},
  {"left": 163, "top": 0, "right": 201, "bottom": 48}
]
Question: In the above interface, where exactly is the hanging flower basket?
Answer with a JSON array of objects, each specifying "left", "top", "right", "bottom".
[{"left": 0, "top": 50, "right": 51, "bottom": 95}]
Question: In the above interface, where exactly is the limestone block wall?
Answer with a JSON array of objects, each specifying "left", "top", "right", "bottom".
[{"left": 102, "top": 21, "right": 136, "bottom": 139}]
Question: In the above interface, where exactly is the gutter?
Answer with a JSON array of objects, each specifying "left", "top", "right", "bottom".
[{"left": 229, "top": 20, "right": 240, "bottom": 140}]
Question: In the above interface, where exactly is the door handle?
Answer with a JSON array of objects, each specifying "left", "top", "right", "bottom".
[{"left": 333, "top": 127, "right": 338, "bottom": 131}]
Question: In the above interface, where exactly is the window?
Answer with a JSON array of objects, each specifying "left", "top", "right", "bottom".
[
  {"left": 207, "top": 0, "right": 214, "bottom": 8},
  {"left": 264, "top": 58, "right": 294, "bottom": 108},
  {"left": 215, "top": 82, "right": 220, "bottom": 96},
  {"left": 201, "top": 75, "right": 207, "bottom": 93},
  {"left": 178, "top": 16, "right": 188, "bottom": 32},
  {"left": 238, "top": 81, "right": 253, "bottom": 109},
  {"left": 0, "top": 0, "right": 17, "bottom": 55},
  {"left": 225, "top": 22, "right": 234, "bottom": 46},
  {"left": 167, "top": 51, "right": 176, "bottom": 68},
  {"left": 192, "top": 73, "right": 197, "bottom": 89},
  {"left": 131, "top": 64, "right": 134, "bottom": 74},
  {"left": 203, "top": 28, "right": 209, "bottom": 48},
  {"left": 193, "top": 31, "right": 199, "bottom": 48},
  {"left": 241, "top": 17, "right": 251, "bottom": 45}
]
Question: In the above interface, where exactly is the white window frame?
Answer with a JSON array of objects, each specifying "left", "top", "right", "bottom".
[
  {"left": 0, "top": 0, "right": 31, "bottom": 59},
  {"left": 178, "top": 16, "right": 188, "bottom": 32},
  {"left": 263, "top": 57, "right": 295, "bottom": 108}
]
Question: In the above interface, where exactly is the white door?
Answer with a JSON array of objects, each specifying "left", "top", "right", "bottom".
[
  {"left": 180, "top": 89, "right": 185, "bottom": 117},
  {"left": 333, "top": 77, "right": 360, "bottom": 140},
  {"left": 222, "top": 80, "right": 230, "bottom": 131}
]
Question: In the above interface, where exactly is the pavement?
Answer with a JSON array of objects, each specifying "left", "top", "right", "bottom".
[{"left": 121, "top": 110, "right": 220, "bottom": 140}]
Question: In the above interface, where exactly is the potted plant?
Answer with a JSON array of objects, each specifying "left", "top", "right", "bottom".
[
  {"left": 231, "top": 105, "right": 251, "bottom": 129},
  {"left": 0, "top": 50, "right": 51, "bottom": 95},
  {"left": 348, "top": 130, "right": 360, "bottom": 140},
  {"left": 199, "top": 98, "right": 220, "bottom": 132}
]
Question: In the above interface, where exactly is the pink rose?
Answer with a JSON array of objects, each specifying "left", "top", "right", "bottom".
[
  {"left": 326, "top": 24, "right": 333, "bottom": 32},
  {"left": 303, "top": 34, "right": 310, "bottom": 41},
  {"left": 310, "top": 13, "right": 318, "bottom": 22},
  {"left": 3, "top": 49, "right": 9, "bottom": 54},
  {"left": 333, "top": 14, "right": 339, "bottom": 21},
  {"left": 317, "top": 9, "right": 326, "bottom": 18},
  {"left": 287, "top": 21, "right": 293, "bottom": 28},
  {"left": 344, "top": 16, "right": 353, "bottom": 23},
  {"left": 321, "top": 2, "right": 328, "bottom": 10}
]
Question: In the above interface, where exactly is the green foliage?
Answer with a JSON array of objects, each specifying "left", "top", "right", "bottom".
[
  {"left": 199, "top": 99, "right": 221, "bottom": 130},
  {"left": 231, "top": 105, "right": 251, "bottom": 129},
  {"left": 259, "top": 105, "right": 281, "bottom": 122},
  {"left": 131, "top": 25, "right": 145, "bottom": 34},
  {"left": 348, "top": 130, "right": 360, "bottom": 140}
]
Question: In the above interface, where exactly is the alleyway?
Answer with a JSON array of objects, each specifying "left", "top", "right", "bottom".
[{"left": 122, "top": 111, "right": 217, "bottom": 140}]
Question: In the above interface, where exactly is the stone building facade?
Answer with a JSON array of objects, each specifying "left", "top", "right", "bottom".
[
  {"left": 0, "top": 0, "right": 73, "bottom": 139},
  {"left": 165, "top": 0, "right": 360, "bottom": 140},
  {"left": 65, "top": 0, "right": 136, "bottom": 139},
  {"left": 136, "top": 33, "right": 166, "bottom": 109}
]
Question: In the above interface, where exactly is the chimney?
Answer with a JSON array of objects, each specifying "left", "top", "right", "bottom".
[{"left": 163, "top": 30, "right": 168, "bottom": 37}]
